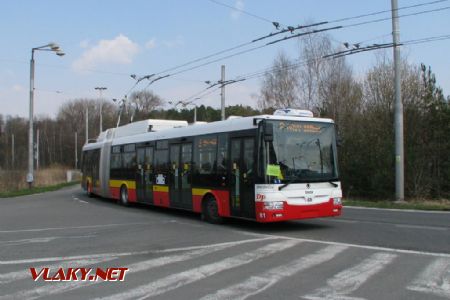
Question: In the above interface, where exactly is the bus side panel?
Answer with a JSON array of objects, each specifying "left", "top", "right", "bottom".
[
  {"left": 191, "top": 188, "right": 205, "bottom": 213},
  {"left": 212, "top": 190, "right": 230, "bottom": 217},
  {"left": 110, "top": 187, "right": 120, "bottom": 200},
  {"left": 128, "top": 188, "right": 137, "bottom": 202},
  {"left": 99, "top": 142, "right": 112, "bottom": 198},
  {"left": 153, "top": 185, "right": 170, "bottom": 207}
]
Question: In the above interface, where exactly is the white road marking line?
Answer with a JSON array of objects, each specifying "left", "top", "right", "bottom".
[
  {"left": 0, "top": 235, "right": 96, "bottom": 246},
  {"left": 344, "top": 206, "right": 450, "bottom": 214},
  {"left": 0, "top": 257, "right": 115, "bottom": 284},
  {"left": 303, "top": 252, "right": 397, "bottom": 300},
  {"left": 407, "top": 257, "right": 450, "bottom": 298},
  {"left": 395, "top": 224, "right": 447, "bottom": 231},
  {"left": 0, "top": 237, "right": 274, "bottom": 265},
  {"left": 232, "top": 230, "right": 450, "bottom": 258},
  {"left": 323, "top": 219, "right": 357, "bottom": 224},
  {"left": 0, "top": 222, "right": 155, "bottom": 234},
  {"left": 0, "top": 239, "right": 254, "bottom": 300},
  {"left": 200, "top": 244, "right": 347, "bottom": 300},
  {"left": 94, "top": 239, "right": 301, "bottom": 300}
]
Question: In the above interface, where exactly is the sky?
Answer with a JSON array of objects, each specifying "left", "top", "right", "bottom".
[{"left": 0, "top": 0, "right": 449, "bottom": 118}]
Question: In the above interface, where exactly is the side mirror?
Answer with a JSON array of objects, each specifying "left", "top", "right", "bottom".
[{"left": 263, "top": 122, "right": 274, "bottom": 142}]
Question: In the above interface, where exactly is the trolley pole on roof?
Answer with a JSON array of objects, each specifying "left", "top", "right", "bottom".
[
  {"left": 391, "top": 0, "right": 404, "bottom": 201},
  {"left": 220, "top": 65, "right": 225, "bottom": 120}
]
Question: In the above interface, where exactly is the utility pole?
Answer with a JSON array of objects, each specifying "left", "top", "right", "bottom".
[
  {"left": 75, "top": 131, "right": 78, "bottom": 169},
  {"left": 11, "top": 134, "right": 14, "bottom": 169},
  {"left": 391, "top": 0, "right": 404, "bottom": 201},
  {"left": 27, "top": 43, "right": 64, "bottom": 188},
  {"left": 85, "top": 106, "right": 89, "bottom": 144},
  {"left": 220, "top": 65, "right": 225, "bottom": 120},
  {"left": 194, "top": 106, "right": 197, "bottom": 123},
  {"left": 36, "top": 128, "right": 39, "bottom": 170},
  {"left": 95, "top": 87, "right": 107, "bottom": 133}
]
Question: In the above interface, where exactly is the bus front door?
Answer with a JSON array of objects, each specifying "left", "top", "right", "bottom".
[
  {"left": 230, "top": 137, "right": 256, "bottom": 219},
  {"left": 169, "top": 143, "right": 193, "bottom": 209},
  {"left": 136, "top": 146, "right": 154, "bottom": 204}
]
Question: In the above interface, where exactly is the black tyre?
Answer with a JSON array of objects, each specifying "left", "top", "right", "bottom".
[
  {"left": 202, "top": 195, "right": 223, "bottom": 224},
  {"left": 120, "top": 185, "right": 129, "bottom": 206}
]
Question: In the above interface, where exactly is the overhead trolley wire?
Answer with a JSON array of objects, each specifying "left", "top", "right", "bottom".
[
  {"left": 206, "top": 0, "right": 275, "bottom": 24},
  {"left": 124, "top": 0, "right": 449, "bottom": 97}
]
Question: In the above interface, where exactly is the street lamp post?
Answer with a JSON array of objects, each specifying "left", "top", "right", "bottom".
[{"left": 27, "top": 43, "right": 64, "bottom": 188}]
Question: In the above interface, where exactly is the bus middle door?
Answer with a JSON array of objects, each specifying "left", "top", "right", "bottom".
[
  {"left": 230, "top": 137, "right": 256, "bottom": 219},
  {"left": 169, "top": 143, "right": 193, "bottom": 209},
  {"left": 136, "top": 146, "right": 154, "bottom": 204}
]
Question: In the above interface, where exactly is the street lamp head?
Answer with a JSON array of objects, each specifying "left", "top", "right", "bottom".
[
  {"left": 48, "top": 42, "right": 60, "bottom": 51},
  {"left": 56, "top": 51, "right": 65, "bottom": 57}
]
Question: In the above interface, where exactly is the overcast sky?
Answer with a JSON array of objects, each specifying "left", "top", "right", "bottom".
[{"left": 1, "top": 0, "right": 449, "bottom": 118}]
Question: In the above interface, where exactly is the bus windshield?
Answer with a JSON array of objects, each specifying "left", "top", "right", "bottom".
[{"left": 259, "top": 120, "right": 339, "bottom": 184}]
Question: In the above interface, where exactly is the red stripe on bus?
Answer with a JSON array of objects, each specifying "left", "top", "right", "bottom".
[
  {"left": 210, "top": 190, "right": 230, "bottom": 217},
  {"left": 110, "top": 187, "right": 120, "bottom": 200},
  {"left": 153, "top": 191, "right": 170, "bottom": 207},
  {"left": 255, "top": 199, "right": 341, "bottom": 223},
  {"left": 192, "top": 195, "right": 202, "bottom": 213},
  {"left": 128, "top": 189, "right": 137, "bottom": 202}
]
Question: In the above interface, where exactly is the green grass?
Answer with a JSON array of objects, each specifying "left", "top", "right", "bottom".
[
  {"left": 0, "top": 181, "right": 80, "bottom": 198},
  {"left": 344, "top": 199, "right": 450, "bottom": 211}
]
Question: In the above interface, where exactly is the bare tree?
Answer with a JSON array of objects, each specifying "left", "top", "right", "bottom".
[
  {"left": 258, "top": 52, "right": 300, "bottom": 110},
  {"left": 125, "top": 90, "right": 164, "bottom": 122}
]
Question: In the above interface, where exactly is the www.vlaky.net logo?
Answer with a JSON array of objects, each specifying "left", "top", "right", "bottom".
[{"left": 30, "top": 267, "right": 129, "bottom": 282}]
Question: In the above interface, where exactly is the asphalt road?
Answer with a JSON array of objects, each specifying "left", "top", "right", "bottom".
[{"left": 0, "top": 185, "right": 449, "bottom": 300}]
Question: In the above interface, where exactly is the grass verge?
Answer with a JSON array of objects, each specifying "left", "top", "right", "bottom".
[
  {"left": 0, "top": 181, "right": 80, "bottom": 198},
  {"left": 344, "top": 199, "right": 450, "bottom": 211}
]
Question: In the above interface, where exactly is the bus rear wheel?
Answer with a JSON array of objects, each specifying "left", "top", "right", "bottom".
[
  {"left": 202, "top": 195, "right": 223, "bottom": 224},
  {"left": 120, "top": 185, "right": 129, "bottom": 206}
]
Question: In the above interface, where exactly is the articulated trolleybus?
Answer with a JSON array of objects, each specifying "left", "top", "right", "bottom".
[{"left": 81, "top": 109, "right": 342, "bottom": 223}]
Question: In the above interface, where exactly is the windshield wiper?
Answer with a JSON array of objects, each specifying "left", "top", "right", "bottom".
[
  {"left": 328, "top": 181, "right": 338, "bottom": 187},
  {"left": 278, "top": 179, "right": 296, "bottom": 191}
]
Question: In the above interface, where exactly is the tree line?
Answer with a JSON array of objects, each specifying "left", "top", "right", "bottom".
[{"left": 0, "top": 33, "right": 448, "bottom": 200}]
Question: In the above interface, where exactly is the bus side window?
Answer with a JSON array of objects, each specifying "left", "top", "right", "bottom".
[
  {"left": 217, "top": 133, "right": 228, "bottom": 174},
  {"left": 197, "top": 135, "right": 217, "bottom": 175}
]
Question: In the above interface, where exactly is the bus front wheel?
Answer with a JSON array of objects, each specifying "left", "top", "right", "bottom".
[
  {"left": 202, "top": 195, "right": 223, "bottom": 224},
  {"left": 120, "top": 185, "right": 129, "bottom": 206}
]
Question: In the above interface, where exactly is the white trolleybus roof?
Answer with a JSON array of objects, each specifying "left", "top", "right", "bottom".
[{"left": 83, "top": 109, "right": 334, "bottom": 150}]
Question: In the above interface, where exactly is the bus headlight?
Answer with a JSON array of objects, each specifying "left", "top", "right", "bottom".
[
  {"left": 333, "top": 197, "right": 342, "bottom": 205},
  {"left": 264, "top": 201, "right": 284, "bottom": 210}
]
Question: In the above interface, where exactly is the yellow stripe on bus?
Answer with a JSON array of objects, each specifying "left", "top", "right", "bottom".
[
  {"left": 153, "top": 185, "right": 169, "bottom": 192},
  {"left": 192, "top": 188, "right": 211, "bottom": 196},
  {"left": 109, "top": 180, "right": 136, "bottom": 189}
]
